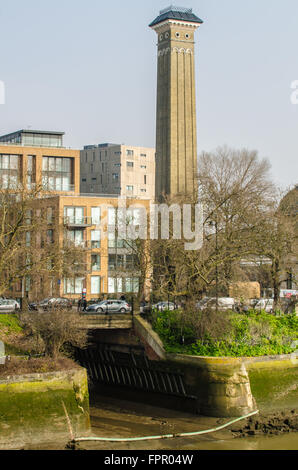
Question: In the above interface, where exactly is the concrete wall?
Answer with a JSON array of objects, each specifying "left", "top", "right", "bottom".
[
  {"left": 244, "top": 355, "right": 298, "bottom": 412},
  {"left": 0, "top": 367, "right": 90, "bottom": 449},
  {"left": 133, "top": 315, "right": 298, "bottom": 417}
]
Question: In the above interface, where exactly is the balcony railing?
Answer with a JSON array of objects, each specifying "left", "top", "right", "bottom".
[
  {"left": 64, "top": 216, "right": 92, "bottom": 227},
  {"left": 63, "top": 239, "right": 101, "bottom": 250}
]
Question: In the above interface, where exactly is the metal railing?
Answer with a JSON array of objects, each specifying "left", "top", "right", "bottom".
[{"left": 64, "top": 216, "right": 92, "bottom": 227}]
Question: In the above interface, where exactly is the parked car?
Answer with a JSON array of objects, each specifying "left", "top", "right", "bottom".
[
  {"left": 254, "top": 298, "right": 274, "bottom": 313},
  {"left": 151, "top": 301, "right": 177, "bottom": 311},
  {"left": 86, "top": 300, "right": 131, "bottom": 314},
  {"left": 196, "top": 297, "right": 236, "bottom": 311},
  {"left": 39, "top": 298, "right": 73, "bottom": 311},
  {"left": 0, "top": 299, "right": 20, "bottom": 313},
  {"left": 28, "top": 302, "right": 38, "bottom": 311}
]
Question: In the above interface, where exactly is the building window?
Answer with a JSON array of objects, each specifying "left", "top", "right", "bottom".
[
  {"left": 25, "top": 276, "right": 31, "bottom": 293},
  {"left": 91, "top": 207, "right": 101, "bottom": 225},
  {"left": 26, "top": 231, "right": 31, "bottom": 247},
  {"left": 91, "top": 254, "right": 101, "bottom": 272},
  {"left": 140, "top": 165, "right": 147, "bottom": 169},
  {"left": 140, "top": 153, "right": 147, "bottom": 158},
  {"left": 27, "top": 155, "right": 36, "bottom": 189},
  {"left": 127, "top": 162, "right": 134, "bottom": 169},
  {"left": 47, "top": 207, "right": 53, "bottom": 224},
  {"left": 91, "top": 230, "right": 101, "bottom": 249},
  {"left": 0, "top": 154, "right": 21, "bottom": 188},
  {"left": 112, "top": 173, "right": 119, "bottom": 181},
  {"left": 125, "top": 254, "right": 138, "bottom": 270},
  {"left": 47, "top": 229, "right": 54, "bottom": 244},
  {"left": 64, "top": 207, "right": 85, "bottom": 225},
  {"left": 126, "top": 150, "right": 134, "bottom": 157},
  {"left": 67, "top": 230, "right": 84, "bottom": 247},
  {"left": 64, "top": 277, "right": 85, "bottom": 294},
  {"left": 108, "top": 207, "right": 116, "bottom": 225},
  {"left": 108, "top": 233, "right": 125, "bottom": 249},
  {"left": 82, "top": 178, "right": 86, "bottom": 182},
  {"left": 141, "top": 189, "right": 147, "bottom": 193},
  {"left": 108, "top": 254, "right": 124, "bottom": 270},
  {"left": 108, "top": 278, "right": 123, "bottom": 294},
  {"left": 126, "top": 185, "right": 133, "bottom": 193},
  {"left": 42, "top": 156, "right": 73, "bottom": 191},
  {"left": 91, "top": 276, "right": 101, "bottom": 294},
  {"left": 144, "top": 175, "right": 147, "bottom": 185},
  {"left": 125, "top": 277, "right": 139, "bottom": 294}
]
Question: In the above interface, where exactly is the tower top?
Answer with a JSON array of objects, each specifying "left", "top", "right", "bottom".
[{"left": 149, "top": 5, "right": 203, "bottom": 28}]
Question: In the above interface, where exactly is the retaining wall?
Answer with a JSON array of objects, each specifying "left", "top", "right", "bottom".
[{"left": 0, "top": 367, "right": 90, "bottom": 449}]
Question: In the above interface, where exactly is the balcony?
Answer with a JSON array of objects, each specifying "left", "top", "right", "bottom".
[{"left": 64, "top": 216, "right": 92, "bottom": 228}]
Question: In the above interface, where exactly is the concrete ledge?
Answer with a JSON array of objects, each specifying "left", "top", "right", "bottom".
[{"left": 133, "top": 315, "right": 166, "bottom": 360}]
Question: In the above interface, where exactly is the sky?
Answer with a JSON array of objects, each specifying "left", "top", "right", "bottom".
[{"left": 0, "top": 0, "right": 297, "bottom": 190}]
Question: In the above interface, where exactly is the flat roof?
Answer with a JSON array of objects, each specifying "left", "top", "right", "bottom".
[{"left": 0, "top": 130, "right": 65, "bottom": 140}]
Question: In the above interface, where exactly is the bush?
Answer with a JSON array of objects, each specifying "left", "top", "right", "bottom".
[{"left": 20, "top": 310, "right": 88, "bottom": 359}]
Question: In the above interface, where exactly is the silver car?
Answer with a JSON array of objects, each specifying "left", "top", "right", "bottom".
[
  {"left": 0, "top": 299, "right": 21, "bottom": 313},
  {"left": 86, "top": 300, "right": 131, "bottom": 314},
  {"left": 152, "top": 301, "right": 177, "bottom": 311}
]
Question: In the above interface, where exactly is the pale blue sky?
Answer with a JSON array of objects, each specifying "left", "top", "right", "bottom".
[{"left": 0, "top": 0, "right": 297, "bottom": 189}]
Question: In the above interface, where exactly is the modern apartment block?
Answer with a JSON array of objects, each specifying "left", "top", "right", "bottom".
[
  {"left": 20, "top": 194, "right": 149, "bottom": 302},
  {"left": 0, "top": 130, "right": 80, "bottom": 193},
  {"left": 80, "top": 143, "right": 155, "bottom": 200},
  {"left": 0, "top": 129, "right": 150, "bottom": 302}
]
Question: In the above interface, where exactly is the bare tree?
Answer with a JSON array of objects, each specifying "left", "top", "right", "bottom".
[
  {"left": 0, "top": 184, "right": 86, "bottom": 301},
  {"left": 149, "top": 147, "right": 278, "bottom": 302}
]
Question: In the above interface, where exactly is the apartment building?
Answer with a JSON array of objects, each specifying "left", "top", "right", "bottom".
[
  {"left": 0, "top": 130, "right": 150, "bottom": 302},
  {"left": 25, "top": 195, "right": 150, "bottom": 302},
  {"left": 80, "top": 143, "right": 155, "bottom": 200},
  {"left": 0, "top": 130, "right": 80, "bottom": 193}
]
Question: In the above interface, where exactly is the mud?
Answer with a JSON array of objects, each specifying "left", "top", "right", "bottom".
[{"left": 231, "top": 409, "right": 298, "bottom": 437}]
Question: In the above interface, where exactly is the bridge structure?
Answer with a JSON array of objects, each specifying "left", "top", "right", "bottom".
[
  {"left": 76, "top": 312, "right": 257, "bottom": 418},
  {"left": 76, "top": 312, "right": 195, "bottom": 406}
]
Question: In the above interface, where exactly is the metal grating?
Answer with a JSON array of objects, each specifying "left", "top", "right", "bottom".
[{"left": 77, "top": 348, "right": 190, "bottom": 398}]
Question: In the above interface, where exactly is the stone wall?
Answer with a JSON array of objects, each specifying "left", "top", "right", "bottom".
[
  {"left": 0, "top": 367, "right": 90, "bottom": 449},
  {"left": 163, "top": 355, "right": 256, "bottom": 418}
]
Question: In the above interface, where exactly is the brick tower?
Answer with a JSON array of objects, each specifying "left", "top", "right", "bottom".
[{"left": 149, "top": 6, "right": 203, "bottom": 200}]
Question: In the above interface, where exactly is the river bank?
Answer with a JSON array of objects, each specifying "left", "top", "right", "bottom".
[{"left": 20, "top": 392, "right": 297, "bottom": 451}]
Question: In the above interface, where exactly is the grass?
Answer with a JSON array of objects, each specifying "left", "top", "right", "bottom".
[{"left": 0, "top": 314, "right": 23, "bottom": 336}]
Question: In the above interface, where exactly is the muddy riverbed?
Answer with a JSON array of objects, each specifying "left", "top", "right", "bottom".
[{"left": 24, "top": 392, "right": 298, "bottom": 451}]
